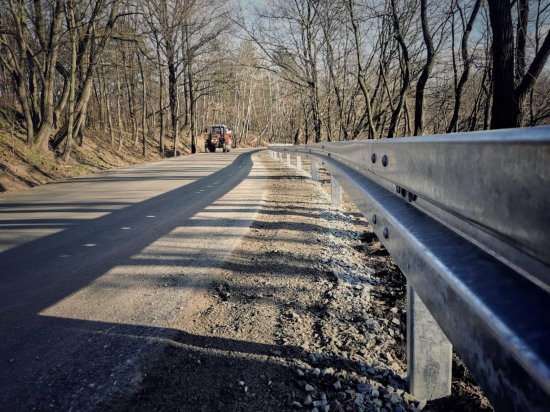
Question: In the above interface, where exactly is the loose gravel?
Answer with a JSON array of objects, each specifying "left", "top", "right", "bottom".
[{"left": 103, "top": 151, "right": 492, "bottom": 411}]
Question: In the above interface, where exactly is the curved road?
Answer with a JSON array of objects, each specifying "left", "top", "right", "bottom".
[{"left": 0, "top": 149, "right": 267, "bottom": 410}]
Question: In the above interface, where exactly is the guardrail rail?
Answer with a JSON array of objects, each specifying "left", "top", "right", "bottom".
[{"left": 268, "top": 126, "right": 550, "bottom": 411}]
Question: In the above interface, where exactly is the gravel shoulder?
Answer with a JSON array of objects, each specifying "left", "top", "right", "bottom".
[{"left": 105, "top": 151, "right": 493, "bottom": 411}]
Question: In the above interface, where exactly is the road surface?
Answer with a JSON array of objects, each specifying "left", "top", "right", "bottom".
[{"left": 0, "top": 149, "right": 267, "bottom": 410}]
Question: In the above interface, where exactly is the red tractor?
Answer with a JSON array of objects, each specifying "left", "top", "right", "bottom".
[{"left": 205, "top": 124, "right": 232, "bottom": 153}]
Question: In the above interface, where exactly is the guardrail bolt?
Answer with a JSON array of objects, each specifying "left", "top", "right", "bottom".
[
  {"left": 371, "top": 153, "right": 377, "bottom": 163},
  {"left": 383, "top": 228, "right": 389, "bottom": 239},
  {"left": 372, "top": 215, "right": 377, "bottom": 224},
  {"left": 408, "top": 192, "right": 417, "bottom": 202},
  {"left": 328, "top": 153, "right": 332, "bottom": 158},
  {"left": 382, "top": 155, "right": 389, "bottom": 167},
  {"left": 401, "top": 189, "right": 407, "bottom": 198}
]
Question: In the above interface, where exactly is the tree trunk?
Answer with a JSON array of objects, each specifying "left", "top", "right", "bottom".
[
  {"left": 100, "top": 62, "right": 115, "bottom": 145},
  {"left": 62, "top": 0, "right": 78, "bottom": 161},
  {"left": 514, "top": 31, "right": 550, "bottom": 125},
  {"left": 121, "top": 50, "right": 138, "bottom": 146},
  {"left": 33, "top": 0, "right": 64, "bottom": 151},
  {"left": 447, "top": 0, "right": 482, "bottom": 133},
  {"left": 156, "top": 39, "right": 165, "bottom": 157},
  {"left": 414, "top": 0, "right": 435, "bottom": 136},
  {"left": 138, "top": 53, "right": 147, "bottom": 157},
  {"left": 168, "top": 56, "right": 178, "bottom": 156},
  {"left": 116, "top": 68, "right": 124, "bottom": 152},
  {"left": 188, "top": 71, "right": 196, "bottom": 154},
  {"left": 487, "top": 0, "right": 518, "bottom": 128},
  {"left": 388, "top": 0, "right": 411, "bottom": 138},
  {"left": 184, "top": 24, "right": 197, "bottom": 154},
  {"left": 96, "top": 71, "right": 105, "bottom": 131},
  {"left": 50, "top": 0, "right": 120, "bottom": 150},
  {"left": 347, "top": 0, "right": 377, "bottom": 139},
  {"left": 515, "top": 0, "right": 529, "bottom": 84}
]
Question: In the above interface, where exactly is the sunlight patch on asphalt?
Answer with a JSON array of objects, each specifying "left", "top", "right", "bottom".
[{"left": 39, "top": 153, "right": 268, "bottom": 329}]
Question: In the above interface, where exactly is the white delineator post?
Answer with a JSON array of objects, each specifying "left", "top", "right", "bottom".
[
  {"left": 311, "top": 159, "right": 319, "bottom": 181},
  {"left": 407, "top": 285, "right": 452, "bottom": 400},
  {"left": 331, "top": 176, "right": 342, "bottom": 209},
  {"left": 296, "top": 156, "right": 302, "bottom": 170}
]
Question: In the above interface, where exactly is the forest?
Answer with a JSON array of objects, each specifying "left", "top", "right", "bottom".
[{"left": 0, "top": 0, "right": 549, "bottom": 160}]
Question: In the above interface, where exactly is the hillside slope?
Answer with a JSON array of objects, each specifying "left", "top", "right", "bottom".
[{"left": 0, "top": 128, "right": 177, "bottom": 195}]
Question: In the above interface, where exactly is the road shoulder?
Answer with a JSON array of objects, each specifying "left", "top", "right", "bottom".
[{"left": 104, "top": 151, "right": 492, "bottom": 412}]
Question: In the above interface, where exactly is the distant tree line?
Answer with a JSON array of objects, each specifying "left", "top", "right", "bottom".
[
  {"left": 239, "top": 0, "right": 550, "bottom": 143},
  {"left": 0, "top": 0, "right": 549, "bottom": 159}
]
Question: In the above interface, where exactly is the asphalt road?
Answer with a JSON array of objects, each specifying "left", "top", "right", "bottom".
[{"left": 0, "top": 149, "right": 267, "bottom": 410}]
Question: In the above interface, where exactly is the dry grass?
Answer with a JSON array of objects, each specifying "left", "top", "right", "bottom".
[{"left": 0, "top": 126, "right": 163, "bottom": 195}]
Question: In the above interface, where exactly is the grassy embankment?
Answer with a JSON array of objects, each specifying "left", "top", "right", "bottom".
[
  {"left": 0, "top": 123, "right": 198, "bottom": 194},
  {"left": 0, "top": 117, "right": 268, "bottom": 195}
]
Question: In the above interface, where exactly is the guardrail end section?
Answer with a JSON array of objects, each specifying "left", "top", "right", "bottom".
[{"left": 407, "top": 285, "right": 452, "bottom": 400}]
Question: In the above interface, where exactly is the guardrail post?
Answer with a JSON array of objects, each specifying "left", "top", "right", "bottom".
[
  {"left": 407, "top": 285, "right": 452, "bottom": 400},
  {"left": 296, "top": 156, "right": 302, "bottom": 170},
  {"left": 331, "top": 176, "right": 342, "bottom": 209},
  {"left": 311, "top": 159, "right": 319, "bottom": 181},
  {"left": 279, "top": 153, "right": 283, "bottom": 163},
  {"left": 286, "top": 154, "right": 291, "bottom": 166}
]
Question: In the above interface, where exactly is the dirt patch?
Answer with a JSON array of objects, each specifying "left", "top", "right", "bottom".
[{"left": 102, "top": 152, "right": 493, "bottom": 411}]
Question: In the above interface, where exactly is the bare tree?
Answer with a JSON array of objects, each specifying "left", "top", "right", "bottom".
[
  {"left": 487, "top": 0, "right": 550, "bottom": 128},
  {"left": 447, "top": 0, "right": 482, "bottom": 133}
]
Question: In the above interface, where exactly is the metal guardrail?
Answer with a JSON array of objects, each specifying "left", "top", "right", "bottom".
[{"left": 268, "top": 127, "right": 550, "bottom": 412}]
